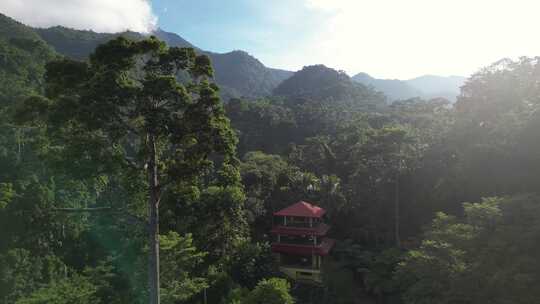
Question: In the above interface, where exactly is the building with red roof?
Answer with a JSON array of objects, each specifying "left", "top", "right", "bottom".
[
  {"left": 271, "top": 201, "right": 335, "bottom": 284},
  {"left": 274, "top": 200, "right": 326, "bottom": 218}
]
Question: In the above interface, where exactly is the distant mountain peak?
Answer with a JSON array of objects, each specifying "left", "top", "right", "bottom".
[
  {"left": 354, "top": 72, "right": 372, "bottom": 78},
  {"left": 352, "top": 72, "right": 421, "bottom": 101},
  {"left": 273, "top": 65, "right": 379, "bottom": 102},
  {"left": 406, "top": 75, "right": 466, "bottom": 100},
  {"left": 352, "top": 72, "right": 465, "bottom": 102}
]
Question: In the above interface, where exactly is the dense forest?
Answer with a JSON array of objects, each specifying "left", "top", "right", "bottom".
[{"left": 2, "top": 11, "right": 540, "bottom": 304}]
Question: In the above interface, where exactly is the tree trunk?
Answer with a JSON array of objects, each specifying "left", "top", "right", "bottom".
[
  {"left": 394, "top": 174, "right": 401, "bottom": 248},
  {"left": 148, "top": 134, "right": 160, "bottom": 304}
]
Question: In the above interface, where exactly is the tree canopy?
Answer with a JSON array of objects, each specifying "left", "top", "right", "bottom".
[{"left": 3, "top": 13, "right": 540, "bottom": 304}]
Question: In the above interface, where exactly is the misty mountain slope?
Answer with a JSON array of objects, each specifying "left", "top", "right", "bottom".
[
  {"left": 353, "top": 72, "right": 466, "bottom": 102},
  {"left": 406, "top": 75, "right": 466, "bottom": 101},
  {"left": 352, "top": 72, "right": 422, "bottom": 101}
]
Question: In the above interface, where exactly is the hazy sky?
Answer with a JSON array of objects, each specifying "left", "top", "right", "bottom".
[{"left": 2, "top": 0, "right": 540, "bottom": 79}]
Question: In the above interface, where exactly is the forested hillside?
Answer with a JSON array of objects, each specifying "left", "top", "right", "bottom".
[
  {"left": 2, "top": 10, "right": 540, "bottom": 304},
  {"left": 28, "top": 17, "right": 291, "bottom": 100},
  {"left": 2, "top": 12, "right": 460, "bottom": 104},
  {"left": 273, "top": 65, "right": 385, "bottom": 109}
]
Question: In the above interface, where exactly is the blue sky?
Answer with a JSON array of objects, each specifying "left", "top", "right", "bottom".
[
  {"left": 152, "top": 0, "right": 330, "bottom": 69},
  {"left": 153, "top": 0, "right": 323, "bottom": 52}
]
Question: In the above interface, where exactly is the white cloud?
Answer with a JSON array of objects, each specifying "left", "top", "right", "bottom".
[
  {"left": 0, "top": 0, "right": 157, "bottom": 33},
  {"left": 268, "top": 0, "right": 540, "bottom": 79}
]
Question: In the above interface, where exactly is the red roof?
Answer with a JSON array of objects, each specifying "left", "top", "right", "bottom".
[{"left": 274, "top": 201, "right": 326, "bottom": 218}]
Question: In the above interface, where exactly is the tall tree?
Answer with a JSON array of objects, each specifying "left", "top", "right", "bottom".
[{"left": 17, "top": 36, "right": 240, "bottom": 304}]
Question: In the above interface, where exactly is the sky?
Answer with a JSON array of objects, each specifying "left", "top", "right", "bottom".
[{"left": 2, "top": 0, "right": 540, "bottom": 79}]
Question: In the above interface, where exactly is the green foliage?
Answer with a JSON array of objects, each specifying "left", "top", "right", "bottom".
[
  {"left": 211, "top": 50, "right": 292, "bottom": 99},
  {"left": 274, "top": 65, "right": 383, "bottom": 106},
  {"left": 0, "top": 39, "right": 56, "bottom": 107},
  {"left": 0, "top": 15, "right": 56, "bottom": 109},
  {"left": 334, "top": 243, "right": 403, "bottom": 301},
  {"left": 0, "top": 182, "right": 14, "bottom": 209},
  {"left": 397, "top": 194, "right": 540, "bottom": 304},
  {"left": 159, "top": 232, "right": 208, "bottom": 303},
  {"left": 35, "top": 26, "right": 142, "bottom": 60},
  {"left": 221, "top": 286, "right": 250, "bottom": 304},
  {"left": 450, "top": 57, "right": 540, "bottom": 199},
  {"left": 0, "top": 14, "right": 43, "bottom": 41},
  {"left": 240, "top": 151, "right": 289, "bottom": 222},
  {"left": 244, "top": 278, "right": 295, "bottom": 304},
  {"left": 0, "top": 249, "right": 65, "bottom": 303},
  {"left": 15, "top": 274, "right": 99, "bottom": 304},
  {"left": 226, "top": 99, "right": 297, "bottom": 155},
  {"left": 5, "top": 10, "right": 540, "bottom": 304},
  {"left": 4, "top": 33, "right": 246, "bottom": 304},
  {"left": 17, "top": 34, "right": 243, "bottom": 221},
  {"left": 363, "top": 249, "right": 403, "bottom": 297},
  {"left": 229, "top": 242, "right": 277, "bottom": 289},
  {"left": 317, "top": 257, "right": 359, "bottom": 304},
  {"left": 32, "top": 21, "right": 291, "bottom": 100},
  {"left": 195, "top": 186, "right": 248, "bottom": 260},
  {"left": 26, "top": 36, "right": 235, "bottom": 171}
]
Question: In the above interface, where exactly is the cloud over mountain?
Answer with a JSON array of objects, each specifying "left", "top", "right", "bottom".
[{"left": 0, "top": 0, "right": 157, "bottom": 33}]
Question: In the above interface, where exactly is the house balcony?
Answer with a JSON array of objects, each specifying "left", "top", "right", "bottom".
[
  {"left": 271, "top": 237, "right": 335, "bottom": 256},
  {"left": 270, "top": 223, "right": 330, "bottom": 237}
]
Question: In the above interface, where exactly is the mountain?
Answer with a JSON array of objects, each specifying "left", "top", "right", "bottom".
[
  {"left": 274, "top": 65, "right": 386, "bottom": 108},
  {"left": 153, "top": 28, "right": 195, "bottom": 49},
  {"left": 0, "top": 13, "right": 43, "bottom": 41},
  {"left": 208, "top": 50, "right": 292, "bottom": 99},
  {"left": 352, "top": 72, "right": 422, "bottom": 101},
  {"left": 0, "top": 12, "right": 466, "bottom": 103},
  {"left": 405, "top": 75, "right": 466, "bottom": 101},
  {"left": 0, "top": 12, "right": 293, "bottom": 101},
  {"left": 0, "top": 14, "right": 57, "bottom": 105},
  {"left": 34, "top": 26, "right": 141, "bottom": 60},
  {"left": 274, "top": 64, "right": 350, "bottom": 97},
  {"left": 33, "top": 26, "right": 196, "bottom": 61},
  {"left": 352, "top": 72, "right": 466, "bottom": 102}
]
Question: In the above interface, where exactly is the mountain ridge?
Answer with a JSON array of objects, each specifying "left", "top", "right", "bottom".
[
  {"left": 352, "top": 72, "right": 466, "bottom": 102},
  {"left": 274, "top": 64, "right": 386, "bottom": 110},
  {"left": 1, "top": 12, "right": 464, "bottom": 103},
  {"left": 16, "top": 17, "right": 291, "bottom": 100}
]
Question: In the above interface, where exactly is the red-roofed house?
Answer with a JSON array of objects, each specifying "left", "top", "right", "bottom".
[
  {"left": 271, "top": 201, "right": 335, "bottom": 284},
  {"left": 274, "top": 200, "right": 326, "bottom": 218}
]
